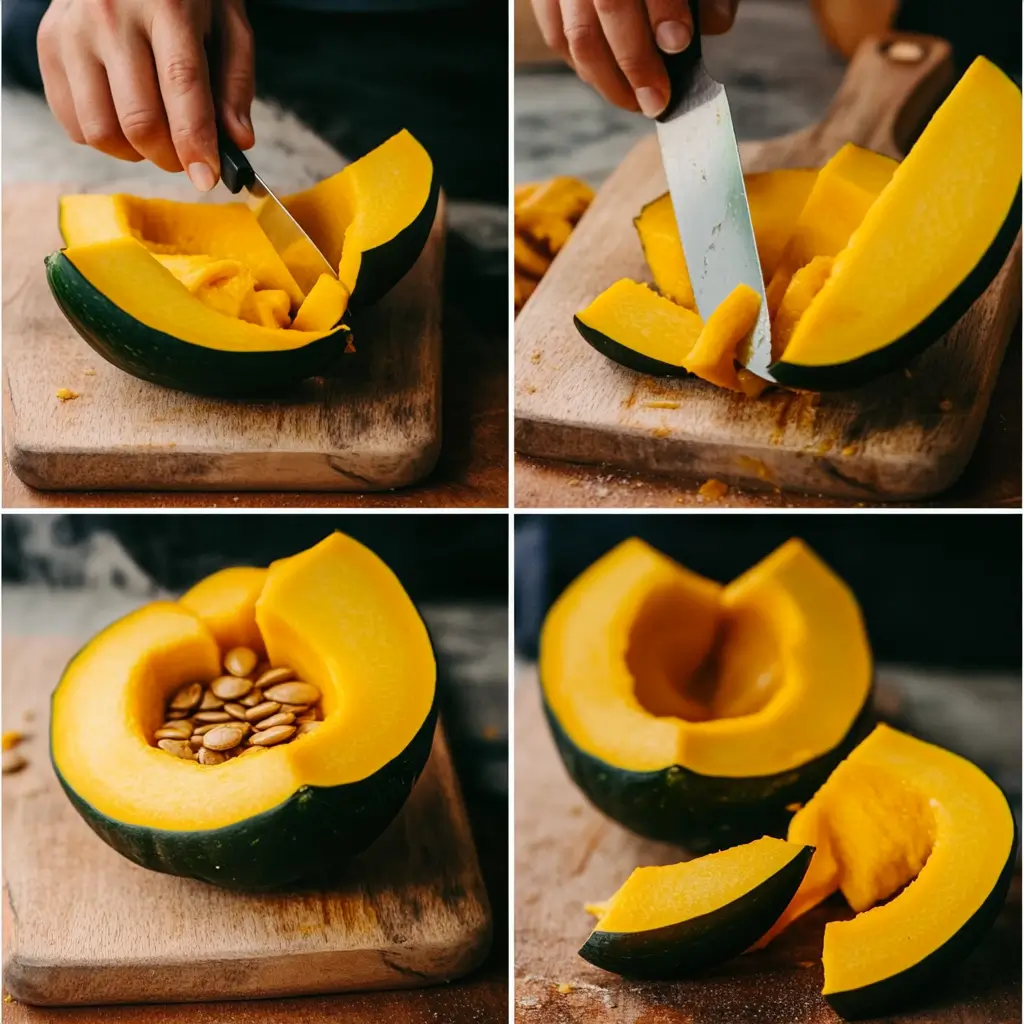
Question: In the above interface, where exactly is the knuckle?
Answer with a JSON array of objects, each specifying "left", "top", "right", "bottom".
[
  {"left": 118, "top": 107, "right": 164, "bottom": 143},
  {"left": 79, "top": 118, "right": 121, "bottom": 150},
  {"left": 563, "top": 20, "right": 599, "bottom": 58},
  {"left": 616, "top": 52, "right": 652, "bottom": 79},
  {"left": 592, "top": 0, "right": 627, "bottom": 15},
  {"left": 162, "top": 56, "right": 202, "bottom": 93}
]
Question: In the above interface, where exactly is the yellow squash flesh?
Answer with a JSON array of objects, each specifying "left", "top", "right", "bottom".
[{"left": 51, "top": 533, "right": 436, "bottom": 831}]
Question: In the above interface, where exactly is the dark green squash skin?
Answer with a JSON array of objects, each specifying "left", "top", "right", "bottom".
[
  {"left": 543, "top": 691, "right": 874, "bottom": 855},
  {"left": 579, "top": 845, "right": 813, "bottom": 978},
  {"left": 349, "top": 177, "right": 440, "bottom": 310},
  {"left": 574, "top": 315, "right": 691, "bottom": 378},
  {"left": 772, "top": 185, "right": 1022, "bottom": 391},
  {"left": 45, "top": 252, "right": 352, "bottom": 397},
  {"left": 51, "top": 613, "right": 439, "bottom": 892},
  {"left": 825, "top": 806, "right": 1018, "bottom": 1020}
]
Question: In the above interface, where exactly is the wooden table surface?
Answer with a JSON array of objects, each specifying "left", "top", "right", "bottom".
[
  {"left": 3, "top": 304, "right": 508, "bottom": 510},
  {"left": 515, "top": 336, "right": 1021, "bottom": 509}
]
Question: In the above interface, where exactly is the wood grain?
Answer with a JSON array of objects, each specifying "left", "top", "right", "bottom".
[
  {"left": 3, "top": 183, "right": 445, "bottom": 493},
  {"left": 2, "top": 636, "right": 491, "bottom": 1007},
  {"left": 514, "top": 34, "right": 1023, "bottom": 502},
  {"left": 513, "top": 673, "right": 1022, "bottom": 1024}
]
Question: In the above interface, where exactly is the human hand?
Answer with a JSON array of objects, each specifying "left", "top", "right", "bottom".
[
  {"left": 532, "top": 0, "right": 739, "bottom": 117},
  {"left": 37, "top": 0, "right": 255, "bottom": 190}
]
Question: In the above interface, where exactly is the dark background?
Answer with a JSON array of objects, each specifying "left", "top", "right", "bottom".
[
  {"left": 515, "top": 513, "right": 1022, "bottom": 670},
  {"left": 2, "top": 513, "right": 508, "bottom": 600}
]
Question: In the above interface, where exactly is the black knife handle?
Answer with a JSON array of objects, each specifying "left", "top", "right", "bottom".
[
  {"left": 217, "top": 124, "right": 253, "bottom": 194},
  {"left": 657, "top": 0, "right": 702, "bottom": 122}
]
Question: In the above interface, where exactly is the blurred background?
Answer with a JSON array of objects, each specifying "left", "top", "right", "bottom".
[
  {"left": 515, "top": 0, "right": 1022, "bottom": 186},
  {"left": 515, "top": 513, "right": 1022, "bottom": 819}
]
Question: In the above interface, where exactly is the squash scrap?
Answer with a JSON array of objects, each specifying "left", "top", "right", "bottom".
[{"left": 515, "top": 176, "right": 595, "bottom": 314}]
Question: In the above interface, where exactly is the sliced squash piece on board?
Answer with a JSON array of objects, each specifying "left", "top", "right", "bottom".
[
  {"left": 765, "top": 144, "right": 898, "bottom": 317},
  {"left": 580, "top": 836, "right": 813, "bottom": 978},
  {"left": 773, "top": 57, "right": 1022, "bottom": 389},
  {"left": 634, "top": 169, "right": 818, "bottom": 309},
  {"left": 684, "top": 284, "right": 765, "bottom": 393},
  {"left": 51, "top": 533, "right": 438, "bottom": 890},
  {"left": 574, "top": 279, "right": 704, "bottom": 376},
  {"left": 541, "top": 537, "right": 873, "bottom": 851},
  {"left": 762, "top": 724, "right": 1017, "bottom": 1019}
]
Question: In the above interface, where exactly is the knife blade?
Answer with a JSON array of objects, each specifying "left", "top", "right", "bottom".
[
  {"left": 217, "top": 126, "right": 336, "bottom": 297},
  {"left": 655, "top": 1, "right": 774, "bottom": 382}
]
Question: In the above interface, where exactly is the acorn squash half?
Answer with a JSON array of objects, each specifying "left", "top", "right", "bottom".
[
  {"left": 50, "top": 532, "right": 437, "bottom": 890},
  {"left": 47, "top": 130, "right": 438, "bottom": 396},
  {"left": 760, "top": 724, "right": 1017, "bottom": 1019},
  {"left": 540, "top": 538, "right": 873, "bottom": 852},
  {"left": 579, "top": 836, "right": 813, "bottom": 978}
]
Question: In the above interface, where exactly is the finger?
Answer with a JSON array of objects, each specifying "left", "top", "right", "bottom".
[
  {"left": 645, "top": 0, "right": 693, "bottom": 54},
  {"left": 562, "top": 0, "right": 639, "bottom": 112},
  {"left": 38, "top": 17, "right": 84, "bottom": 144},
  {"left": 151, "top": 10, "right": 218, "bottom": 190},
  {"left": 533, "top": 0, "right": 571, "bottom": 64},
  {"left": 593, "top": 0, "right": 668, "bottom": 117},
  {"left": 216, "top": 0, "right": 255, "bottom": 150},
  {"left": 699, "top": 0, "right": 739, "bottom": 34},
  {"left": 104, "top": 29, "right": 181, "bottom": 171},
  {"left": 65, "top": 49, "right": 143, "bottom": 161}
]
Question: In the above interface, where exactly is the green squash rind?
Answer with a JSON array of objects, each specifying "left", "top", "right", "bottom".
[
  {"left": 45, "top": 251, "right": 352, "bottom": 397},
  {"left": 771, "top": 185, "right": 1022, "bottom": 390},
  {"left": 52, "top": 695, "right": 437, "bottom": 891},
  {"left": 542, "top": 689, "right": 875, "bottom": 854},
  {"left": 574, "top": 315, "right": 691, "bottom": 378},
  {"left": 579, "top": 844, "right": 814, "bottom": 978},
  {"left": 349, "top": 177, "right": 441, "bottom": 310},
  {"left": 824, "top": 808, "right": 1018, "bottom": 1020}
]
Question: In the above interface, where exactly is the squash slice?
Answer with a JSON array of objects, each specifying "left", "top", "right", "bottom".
[
  {"left": 51, "top": 533, "right": 437, "bottom": 890},
  {"left": 761, "top": 725, "right": 1016, "bottom": 1018},
  {"left": 541, "top": 537, "right": 873, "bottom": 851},
  {"left": 580, "top": 837, "right": 813, "bottom": 978}
]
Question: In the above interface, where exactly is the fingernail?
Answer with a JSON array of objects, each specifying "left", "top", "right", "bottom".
[
  {"left": 187, "top": 161, "right": 216, "bottom": 192},
  {"left": 655, "top": 20, "right": 691, "bottom": 53},
  {"left": 636, "top": 86, "right": 666, "bottom": 118},
  {"left": 714, "top": 0, "right": 737, "bottom": 21}
]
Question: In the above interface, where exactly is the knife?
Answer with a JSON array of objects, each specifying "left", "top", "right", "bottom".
[
  {"left": 216, "top": 126, "right": 336, "bottom": 297},
  {"left": 655, "top": 0, "right": 774, "bottom": 382}
]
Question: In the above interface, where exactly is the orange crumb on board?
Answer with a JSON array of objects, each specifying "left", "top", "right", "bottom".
[
  {"left": 524, "top": 384, "right": 537, "bottom": 394},
  {"left": 2, "top": 731, "right": 23, "bottom": 751},
  {"left": 555, "top": 983, "right": 574, "bottom": 994},
  {"left": 736, "top": 455, "right": 773, "bottom": 482},
  {"left": 651, "top": 426, "right": 671, "bottom": 438},
  {"left": 642, "top": 400, "right": 680, "bottom": 410},
  {"left": 55, "top": 388, "right": 79, "bottom": 401},
  {"left": 344, "top": 338, "right": 356, "bottom": 354},
  {"left": 785, "top": 802, "right": 803, "bottom": 813},
  {"left": 841, "top": 444, "right": 858, "bottom": 456},
  {"left": 697, "top": 479, "right": 729, "bottom": 501},
  {"left": 531, "top": 350, "right": 542, "bottom": 364},
  {"left": 82, "top": 368, "right": 96, "bottom": 375}
]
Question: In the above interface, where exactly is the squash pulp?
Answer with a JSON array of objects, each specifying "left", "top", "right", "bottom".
[
  {"left": 540, "top": 538, "right": 873, "bottom": 850},
  {"left": 50, "top": 532, "right": 437, "bottom": 889}
]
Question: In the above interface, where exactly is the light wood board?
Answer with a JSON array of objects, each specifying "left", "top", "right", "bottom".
[
  {"left": 515, "top": 35, "right": 1023, "bottom": 502},
  {"left": 513, "top": 674, "right": 1022, "bottom": 1024},
  {"left": 2, "top": 636, "right": 491, "bottom": 1007},
  {"left": 3, "top": 185, "right": 445, "bottom": 493}
]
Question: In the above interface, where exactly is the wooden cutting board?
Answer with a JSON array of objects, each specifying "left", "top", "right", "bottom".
[
  {"left": 2, "top": 636, "right": 490, "bottom": 1007},
  {"left": 515, "top": 35, "right": 1023, "bottom": 502},
  {"left": 513, "top": 674, "right": 1021, "bottom": 1024},
  {"left": 3, "top": 185, "right": 444, "bottom": 493}
]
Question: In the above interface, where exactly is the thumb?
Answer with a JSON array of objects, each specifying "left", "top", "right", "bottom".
[
  {"left": 216, "top": 0, "right": 256, "bottom": 149},
  {"left": 699, "top": 0, "right": 739, "bottom": 35}
]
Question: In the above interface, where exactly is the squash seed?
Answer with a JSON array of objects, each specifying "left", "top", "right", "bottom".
[
  {"left": 211, "top": 674, "right": 253, "bottom": 701},
  {"left": 223, "top": 702, "right": 249, "bottom": 721},
  {"left": 255, "top": 667, "right": 295, "bottom": 688},
  {"left": 295, "top": 710, "right": 318, "bottom": 723},
  {"left": 198, "top": 748, "right": 228, "bottom": 766},
  {"left": 155, "top": 721, "right": 193, "bottom": 740},
  {"left": 249, "top": 724, "right": 296, "bottom": 746},
  {"left": 296, "top": 722, "right": 321, "bottom": 737},
  {"left": 245, "top": 701, "right": 281, "bottom": 722},
  {"left": 194, "top": 710, "right": 233, "bottom": 723},
  {"left": 202, "top": 724, "right": 245, "bottom": 751},
  {"left": 199, "top": 689, "right": 226, "bottom": 711},
  {"left": 167, "top": 708, "right": 191, "bottom": 720},
  {"left": 169, "top": 682, "right": 203, "bottom": 711},
  {"left": 157, "top": 738, "right": 196, "bottom": 759},
  {"left": 224, "top": 646, "right": 258, "bottom": 677},
  {"left": 192, "top": 722, "right": 217, "bottom": 736},
  {"left": 280, "top": 704, "right": 310, "bottom": 715},
  {"left": 239, "top": 689, "right": 263, "bottom": 708},
  {"left": 263, "top": 681, "right": 320, "bottom": 706},
  {"left": 189, "top": 735, "right": 205, "bottom": 750},
  {"left": 254, "top": 711, "right": 296, "bottom": 731}
]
